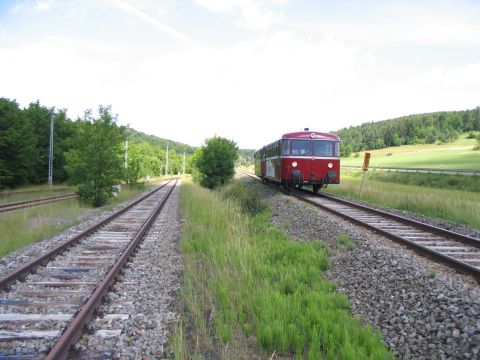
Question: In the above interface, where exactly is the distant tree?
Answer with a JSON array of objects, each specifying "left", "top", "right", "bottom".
[
  {"left": 24, "top": 102, "right": 76, "bottom": 184},
  {"left": 339, "top": 142, "right": 352, "bottom": 157},
  {"left": 193, "top": 137, "right": 238, "bottom": 189},
  {"left": 65, "top": 106, "right": 125, "bottom": 206},
  {"left": 0, "top": 98, "right": 36, "bottom": 188},
  {"left": 474, "top": 133, "right": 480, "bottom": 150}
]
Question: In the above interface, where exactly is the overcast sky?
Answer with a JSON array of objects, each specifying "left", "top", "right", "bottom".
[{"left": 1, "top": 0, "right": 479, "bottom": 149}]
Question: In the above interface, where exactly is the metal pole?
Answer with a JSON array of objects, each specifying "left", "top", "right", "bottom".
[
  {"left": 359, "top": 171, "right": 366, "bottom": 196},
  {"left": 165, "top": 144, "right": 169, "bottom": 176},
  {"left": 182, "top": 151, "right": 186, "bottom": 175},
  {"left": 125, "top": 140, "right": 128, "bottom": 188},
  {"left": 47, "top": 110, "right": 54, "bottom": 186}
]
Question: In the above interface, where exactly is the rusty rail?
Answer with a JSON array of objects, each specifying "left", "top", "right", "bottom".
[
  {"left": 0, "top": 193, "right": 76, "bottom": 213},
  {"left": 0, "top": 181, "right": 171, "bottom": 290},
  {"left": 45, "top": 179, "right": 177, "bottom": 359}
]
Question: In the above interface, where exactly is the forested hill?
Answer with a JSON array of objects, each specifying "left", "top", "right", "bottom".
[
  {"left": 336, "top": 107, "right": 480, "bottom": 155},
  {"left": 126, "top": 128, "right": 196, "bottom": 155}
]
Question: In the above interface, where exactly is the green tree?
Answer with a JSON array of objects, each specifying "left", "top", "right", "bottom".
[
  {"left": 24, "top": 102, "right": 76, "bottom": 184},
  {"left": 339, "top": 142, "right": 352, "bottom": 157},
  {"left": 0, "top": 98, "right": 36, "bottom": 188},
  {"left": 65, "top": 106, "right": 125, "bottom": 206},
  {"left": 193, "top": 137, "right": 238, "bottom": 189}
]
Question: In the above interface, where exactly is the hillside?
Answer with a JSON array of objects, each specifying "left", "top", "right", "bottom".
[
  {"left": 341, "top": 134, "right": 480, "bottom": 169},
  {"left": 337, "top": 107, "right": 480, "bottom": 155},
  {"left": 126, "top": 128, "right": 197, "bottom": 155}
]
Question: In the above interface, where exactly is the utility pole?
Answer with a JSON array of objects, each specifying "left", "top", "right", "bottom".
[
  {"left": 165, "top": 144, "right": 169, "bottom": 176},
  {"left": 125, "top": 140, "right": 128, "bottom": 188},
  {"left": 47, "top": 110, "right": 55, "bottom": 186},
  {"left": 182, "top": 151, "right": 186, "bottom": 175}
]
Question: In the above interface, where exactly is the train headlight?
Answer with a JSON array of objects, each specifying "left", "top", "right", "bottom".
[
  {"left": 292, "top": 161, "right": 298, "bottom": 167},
  {"left": 327, "top": 163, "right": 333, "bottom": 168}
]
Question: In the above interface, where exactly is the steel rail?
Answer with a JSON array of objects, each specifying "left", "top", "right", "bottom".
[
  {"left": 45, "top": 179, "right": 177, "bottom": 360},
  {"left": 0, "top": 181, "right": 172, "bottom": 290},
  {"left": 0, "top": 193, "right": 77, "bottom": 213},
  {"left": 239, "top": 170, "right": 480, "bottom": 281},
  {"left": 0, "top": 188, "right": 72, "bottom": 197}
]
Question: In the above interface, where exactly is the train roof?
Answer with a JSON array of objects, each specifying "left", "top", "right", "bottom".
[{"left": 281, "top": 131, "right": 340, "bottom": 141}]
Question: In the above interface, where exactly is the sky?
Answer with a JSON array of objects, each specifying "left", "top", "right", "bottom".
[{"left": 1, "top": 0, "right": 480, "bottom": 149}]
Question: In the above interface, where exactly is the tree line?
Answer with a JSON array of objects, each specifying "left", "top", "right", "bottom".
[
  {"left": 337, "top": 107, "right": 480, "bottom": 156},
  {"left": 0, "top": 97, "right": 192, "bottom": 202}
]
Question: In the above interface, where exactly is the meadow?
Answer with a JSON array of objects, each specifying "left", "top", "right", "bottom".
[
  {"left": 173, "top": 179, "right": 392, "bottom": 359},
  {"left": 341, "top": 134, "right": 480, "bottom": 169}
]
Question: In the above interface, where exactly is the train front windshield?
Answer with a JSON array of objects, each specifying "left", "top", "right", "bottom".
[
  {"left": 288, "top": 140, "right": 339, "bottom": 157},
  {"left": 313, "top": 140, "right": 339, "bottom": 157}
]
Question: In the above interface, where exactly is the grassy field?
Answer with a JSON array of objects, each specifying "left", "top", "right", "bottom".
[
  {"left": 324, "top": 170, "right": 480, "bottom": 229},
  {"left": 173, "top": 179, "right": 392, "bottom": 359},
  {"left": 342, "top": 134, "right": 480, "bottom": 169},
  {"left": 0, "top": 184, "right": 151, "bottom": 256}
]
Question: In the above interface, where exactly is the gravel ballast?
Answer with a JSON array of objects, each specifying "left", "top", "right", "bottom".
[{"left": 247, "top": 178, "right": 480, "bottom": 359}]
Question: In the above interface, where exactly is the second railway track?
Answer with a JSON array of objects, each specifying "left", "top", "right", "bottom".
[
  {"left": 0, "top": 179, "right": 177, "bottom": 359},
  {"left": 240, "top": 170, "right": 480, "bottom": 281},
  {"left": 0, "top": 193, "right": 77, "bottom": 213}
]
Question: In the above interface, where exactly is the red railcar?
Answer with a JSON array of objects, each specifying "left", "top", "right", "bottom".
[{"left": 254, "top": 130, "right": 340, "bottom": 193}]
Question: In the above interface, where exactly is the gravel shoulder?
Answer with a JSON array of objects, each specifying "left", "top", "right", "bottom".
[{"left": 246, "top": 177, "right": 480, "bottom": 360}]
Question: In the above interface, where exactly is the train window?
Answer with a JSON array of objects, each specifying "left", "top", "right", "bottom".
[
  {"left": 282, "top": 140, "right": 290, "bottom": 155},
  {"left": 291, "top": 140, "right": 312, "bottom": 156},
  {"left": 313, "top": 141, "right": 339, "bottom": 157}
]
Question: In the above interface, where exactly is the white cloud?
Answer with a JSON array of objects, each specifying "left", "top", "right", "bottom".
[
  {"left": 104, "top": 0, "right": 198, "bottom": 47},
  {"left": 194, "top": 0, "right": 283, "bottom": 30},
  {"left": 35, "top": 0, "right": 55, "bottom": 12}
]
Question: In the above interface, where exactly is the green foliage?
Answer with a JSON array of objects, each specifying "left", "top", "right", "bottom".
[
  {"left": 0, "top": 98, "right": 36, "bottom": 188},
  {"left": 474, "top": 134, "right": 480, "bottom": 150},
  {"left": 222, "top": 180, "right": 267, "bottom": 215},
  {"left": 193, "top": 136, "right": 239, "bottom": 189},
  {"left": 339, "top": 233, "right": 354, "bottom": 250},
  {"left": 467, "top": 132, "right": 477, "bottom": 139},
  {"left": 125, "top": 142, "right": 164, "bottom": 184},
  {"left": 65, "top": 106, "right": 126, "bottom": 207},
  {"left": 125, "top": 127, "right": 196, "bottom": 155},
  {"left": 237, "top": 148, "right": 255, "bottom": 167},
  {"left": 24, "top": 101, "right": 76, "bottom": 184},
  {"left": 177, "top": 180, "right": 393, "bottom": 358},
  {"left": 340, "top": 142, "right": 353, "bottom": 157},
  {"left": 337, "top": 107, "right": 480, "bottom": 153}
]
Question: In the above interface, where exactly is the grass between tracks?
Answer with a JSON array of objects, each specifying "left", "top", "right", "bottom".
[
  {"left": 324, "top": 170, "right": 480, "bottom": 229},
  {"left": 0, "top": 184, "right": 150, "bottom": 256},
  {"left": 173, "top": 179, "right": 392, "bottom": 359}
]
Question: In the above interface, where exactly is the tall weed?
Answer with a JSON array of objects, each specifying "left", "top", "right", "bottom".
[{"left": 175, "top": 179, "right": 392, "bottom": 359}]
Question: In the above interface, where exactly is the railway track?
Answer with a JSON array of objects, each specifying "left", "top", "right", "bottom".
[
  {"left": 0, "top": 193, "right": 77, "bottom": 213},
  {"left": 0, "top": 179, "right": 177, "bottom": 358},
  {"left": 240, "top": 170, "right": 480, "bottom": 281},
  {"left": 0, "top": 188, "right": 71, "bottom": 198}
]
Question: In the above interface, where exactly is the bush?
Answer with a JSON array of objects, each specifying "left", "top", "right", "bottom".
[
  {"left": 223, "top": 180, "right": 267, "bottom": 215},
  {"left": 193, "top": 137, "right": 238, "bottom": 189}
]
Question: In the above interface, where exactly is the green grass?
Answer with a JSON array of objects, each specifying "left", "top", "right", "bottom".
[
  {"left": 325, "top": 170, "right": 480, "bottom": 228},
  {"left": 339, "top": 234, "right": 354, "bottom": 250},
  {"left": 342, "top": 133, "right": 480, "bottom": 169},
  {"left": 0, "top": 184, "right": 151, "bottom": 256},
  {"left": 174, "top": 179, "right": 392, "bottom": 359},
  {"left": 0, "top": 199, "right": 86, "bottom": 256}
]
